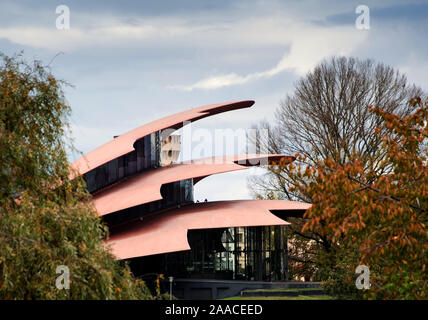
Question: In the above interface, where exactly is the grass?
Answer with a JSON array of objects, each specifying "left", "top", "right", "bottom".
[{"left": 221, "top": 295, "right": 332, "bottom": 300}]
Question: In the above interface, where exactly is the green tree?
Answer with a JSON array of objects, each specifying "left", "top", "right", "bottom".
[{"left": 0, "top": 53, "right": 153, "bottom": 299}]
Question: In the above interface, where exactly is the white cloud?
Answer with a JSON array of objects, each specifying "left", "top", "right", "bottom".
[
  {"left": 194, "top": 171, "right": 252, "bottom": 201},
  {"left": 170, "top": 72, "right": 252, "bottom": 91},
  {"left": 0, "top": 9, "right": 371, "bottom": 92},
  {"left": 399, "top": 60, "right": 428, "bottom": 91},
  {"left": 0, "top": 12, "right": 368, "bottom": 91},
  {"left": 172, "top": 24, "right": 368, "bottom": 90},
  {"left": 0, "top": 25, "right": 158, "bottom": 51}
]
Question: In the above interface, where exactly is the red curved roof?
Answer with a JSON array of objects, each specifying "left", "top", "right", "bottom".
[
  {"left": 105, "top": 200, "right": 310, "bottom": 259},
  {"left": 70, "top": 100, "right": 254, "bottom": 177},
  {"left": 92, "top": 154, "right": 293, "bottom": 216}
]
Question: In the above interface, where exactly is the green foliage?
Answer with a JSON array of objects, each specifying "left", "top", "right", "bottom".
[
  {"left": 0, "top": 52, "right": 153, "bottom": 299},
  {"left": 315, "top": 243, "right": 363, "bottom": 299}
]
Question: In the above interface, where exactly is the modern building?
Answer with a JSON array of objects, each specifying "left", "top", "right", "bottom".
[{"left": 70, "top": 100, "right": 311, "bottom": 298}]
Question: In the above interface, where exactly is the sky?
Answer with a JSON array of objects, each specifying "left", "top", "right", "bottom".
[{"left": 1, "top": 0, "right": 427, "bottom": 201}]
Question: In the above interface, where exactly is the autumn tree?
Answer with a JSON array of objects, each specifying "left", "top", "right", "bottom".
[
  {"left": 0, "top": 53, "right": 153, "bottom": 299},
  {"left": 250, "top": 56, "right": 424, "bottom": 284},
  {"left": 295, "top": 96, "right": 427, "bottom": 299}
]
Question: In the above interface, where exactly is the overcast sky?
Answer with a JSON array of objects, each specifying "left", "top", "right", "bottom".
[{"left": 1, "top": 0, "right": 427, "bottom": 201}]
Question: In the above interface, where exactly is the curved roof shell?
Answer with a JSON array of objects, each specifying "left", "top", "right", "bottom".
[
  {"left": 105, "top": 200, "right": 310, "bottom": 259},
  {"left": 92, "top": 154, "right": 293, "bottom": 216},
  {"left": 70, "top": 100, "right": 254, "bottom": 177}
]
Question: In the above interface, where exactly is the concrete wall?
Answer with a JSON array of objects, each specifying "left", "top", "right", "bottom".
[{"left": 171, "top": 279, "right": 321, "bottom": 300}]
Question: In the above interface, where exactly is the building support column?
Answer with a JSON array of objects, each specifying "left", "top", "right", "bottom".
[{"left": 279, "top": 226, "right": 289, "bottom": 281}]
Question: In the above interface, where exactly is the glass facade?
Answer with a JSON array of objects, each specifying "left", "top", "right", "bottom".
[
  {"left": 103, "top": 178, "right": 194, "bottom": 227},
  {"left": 128, "top": 226, "right": 289, "bottom": 281},
  {"left": 83, "top": 132, "right": 161, "bottom": 194}
]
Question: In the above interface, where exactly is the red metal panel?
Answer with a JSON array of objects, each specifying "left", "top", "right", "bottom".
[
  {"left": 70, "top": 100, "right": 254, "bottom": 178},
  {"left": 92, "top": 154, "right": 293, "bottom": 216},
  {"left": 105, "top": 200, "right": 311, "bottom": 259}
]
